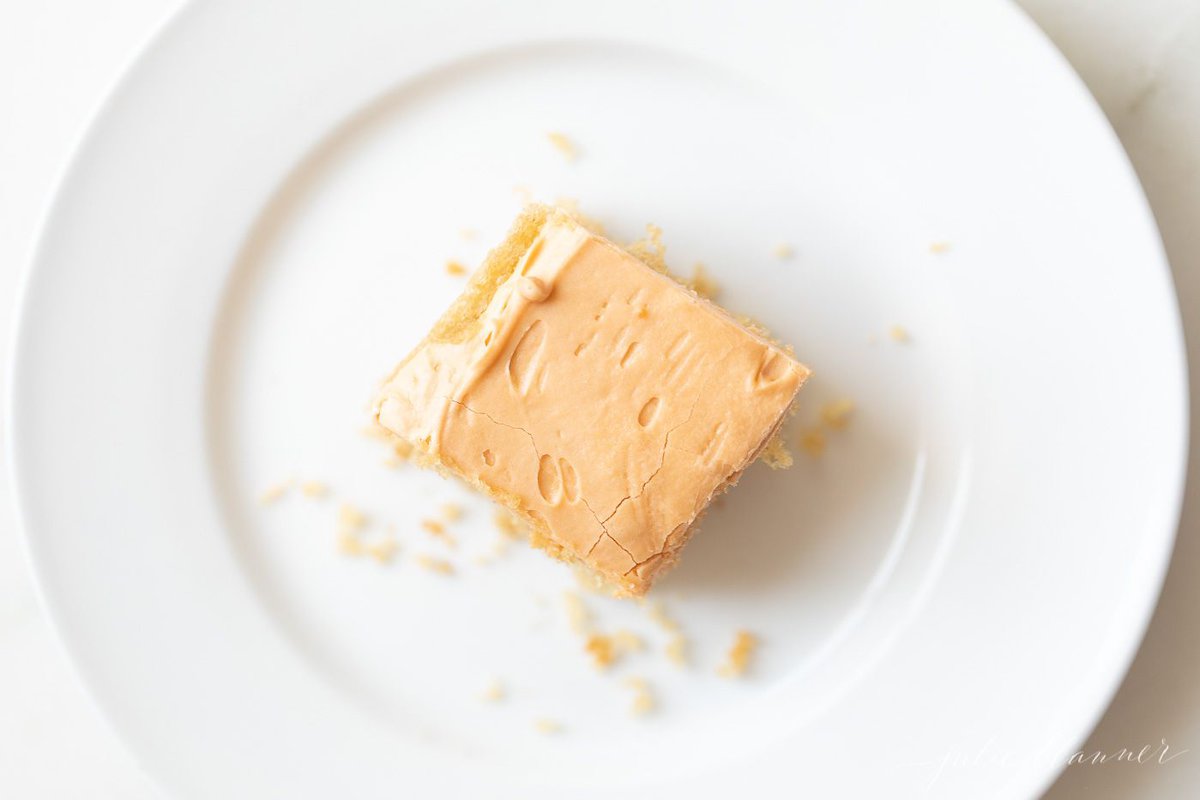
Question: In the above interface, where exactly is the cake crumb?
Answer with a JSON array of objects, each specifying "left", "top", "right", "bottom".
[
  {"left": 417, "top": 555, "right": 454, "bottom": 575},
  {"left": 563, "top": 591, "right": 591, "bottom": 634},
  {"left": 338, "top": 503, "right": 368, "bottom": 534},
  {"left": 628, "top": 223, "right": 667, "bottom": 273},
  {"left": 625, "top": 677, "right": 656, "bottom": 716},
  {"left": 585, "top": 634, "right": 616, "bottom": 669},
  {"left": 440, "top": 503, "right": 463, "bottom": 522},
  {"left": 480, "top": 678, "right": 505, "bottom": 703},
  {"left": 889, "top": 325, "right": 911, "bottom": 343},
  {"left": 299, "top": 480, "right": 328, "bottom": 499},
  {"left": 819, "top": 399, "right": 855, "bottom": 430},
  {"left": 534, "top": 718, "right": 562, "bottom": 735},
  {"left": 772, "top": 243, "right": 794, "bottom": 260},
  {"left": 717, "top": 630, "right": 758, "bottom": 678},
  {"left": 646, "top": 600, "right": 680, "bottom": 633},
  {"left": 546, "top": 132, "right": 577, "bottom": 162},
  {"left": 613, "top": 630, "right": 645, "bottom": 654},
  {"left": 799, "top": 428, "right": 826, "bottom": 457},
  {"left": 259, "top": 480, "right": 292, "bottom": 505},
  {"left": 337, "top": 530, "right": 366, "bottom": 556},
  {"left": 687, "top": 263, "right": 720, "bottom": 300},
  {"left": 421, "top": 518, "right": 457, "bottom": 548},
  {"left": 665, "top": 633, "right": 689, "bottom": 667},
  {"left": 494, "top": 509, "right": 523, "bottom": 539},
  {"left": 337, "top": 503, "right": 371, "bottom": 558},
  {"left": 445, "top": 260, "right": 468, "bottom": 277},
  {"left": 760, "top": 436, "right": 794, "bottom": 469},
  {"left": 380, "top": 437, "right": 413, "bottom": 469},
  {"left": 929, "top": 241, "right": 951, "bottom": 254},
  {"left": 365, "top": 537, "right": 398, "bottom": 564}
]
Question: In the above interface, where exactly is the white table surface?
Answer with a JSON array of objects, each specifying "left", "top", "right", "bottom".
[{"left": 1, "top": 1, "right": 1196, "bottom": 797}]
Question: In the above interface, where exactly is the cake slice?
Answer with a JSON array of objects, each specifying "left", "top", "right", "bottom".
[{"left": 374, "top": 205, "right": 809, "bottom": 595}]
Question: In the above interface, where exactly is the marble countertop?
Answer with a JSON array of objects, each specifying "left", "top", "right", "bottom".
[{"left": 1, "top": 1, "right": 1196, "bottom": 797}]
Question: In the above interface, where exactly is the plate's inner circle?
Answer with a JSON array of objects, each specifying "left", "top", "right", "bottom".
[{"left": 207, "top": 43, "right": 969, "bottom": 780}]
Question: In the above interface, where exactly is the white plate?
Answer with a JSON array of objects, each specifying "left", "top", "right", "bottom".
[{"left": 8, "top": 0, "right": 1186, "bottom": 797}]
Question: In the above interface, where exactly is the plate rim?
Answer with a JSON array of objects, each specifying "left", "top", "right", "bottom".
[
  {"left": 6, "top": 1, "right": 1189, "bottom": 798},
  {"left": 1003, "top": 3, "right": 1189, "bottom": 795}
]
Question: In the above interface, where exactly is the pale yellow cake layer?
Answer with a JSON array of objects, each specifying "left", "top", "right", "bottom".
[{"left": 375, "top": 206, "right": 809, "bottom": 595}]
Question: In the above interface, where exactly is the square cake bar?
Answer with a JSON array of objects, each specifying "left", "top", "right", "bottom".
[{"left": 374, "top": 206, "right": 809, "bottom": 595}]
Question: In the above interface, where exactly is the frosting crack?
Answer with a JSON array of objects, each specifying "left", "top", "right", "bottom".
[
  {"left": 449, "top": 397, "right": 611, "bottom": 553},
  {"left": 447, "top": 397, "right": 540, "bottom": 462},
  {"left": 599, "top": 395, "right": 700, "bottom": 526}
]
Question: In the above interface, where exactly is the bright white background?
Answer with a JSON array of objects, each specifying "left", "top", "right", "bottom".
[{"left": 0, "top": 1, "right": 1196, "bottom": 797}]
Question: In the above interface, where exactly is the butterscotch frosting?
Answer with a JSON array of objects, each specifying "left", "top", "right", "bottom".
[{"left": 376, "top": 209, "right": 809, "bottom": 594}]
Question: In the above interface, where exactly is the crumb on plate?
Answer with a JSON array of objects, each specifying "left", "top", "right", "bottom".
[
  {"left": 585, "top": 634, "right": 616, "bottom": 669},
  {"left": 299, "top": 480, "right": 328, "bottom": 498},
  {"left": 338, "top": 503, "right": 367, "bottom": 534},
  {"left": 760, "top": 436, "right": 794, "bottom": 470},
  {"left": 665, "top": 633, "right": 689, "bottom": 667},
  {"left": 717, "top": 630, "right": 758, "bottom": 678},
  {"left": 613, "top": 629, "right": 645, "bottom": 654},
  {"left": 646, "top": 600, "right": 680, "bottom": 634},
  {"left": 625, "top": 677, "right": 656, "bottom": 716},
  {"left": 798, "top": 427, "right": 826, "bottom": 457},
  {"left": 372, "top": 429, "right": 413, "bottom": 469},
  {"left": 421, "top": 518, "right": 457, "bottom": 548},
  {"left": 534, "top": 718, "right": 562, "bottom": 735},
  {"left": 889, "top": 325, "right": 910, "bottom": 343},
  {"left": 929, "top": 241, "right": 951, "bottom": 254},
  {"left": 365, "top": 537, "right": 398, "bottom": 564},
  {"left": 445, "top": 260, "right": 468, "bottom": 277},
  {"left": 337, "top": 529, "right": 365, "bottom": 556},
  {"left": 494, "top": 509, "right": 523, "bottom": 539},
  {"left": 259, "top": 480, "right": 291, "bottom": 505},
  {"left": 772, "top": 243, "right": 794, "bottom": 260},
  {"left": 481, "top": 678, "right": 506, "bottom": 703},
  {"left": 546, "top": 132, "right": 577, "bottom": 162},
  {"left": 563, "top": 591, "right": 591, "bottom": 634},
  {"left": 417, "top": 555, "right": 454, "bottom": 575},
  {"left": 819, "top": 399, "right": 855, "bottom": 430}
]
